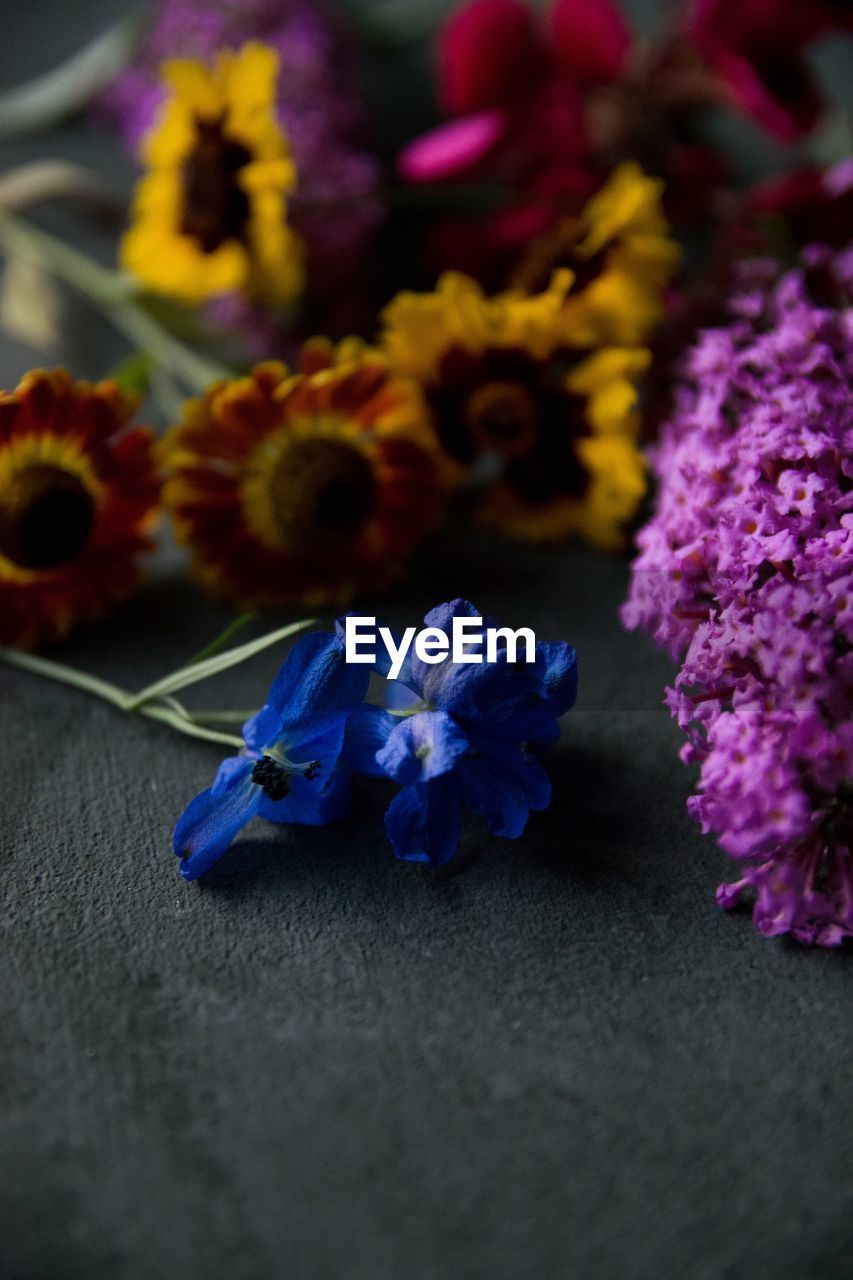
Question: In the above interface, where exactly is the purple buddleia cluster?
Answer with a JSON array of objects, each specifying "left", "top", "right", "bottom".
[
  {"left": 623, "top": 246, "right": 853, "bottom": 946},
  {"left": 99, "top": 0, "right": 383, "bottom": 294}
]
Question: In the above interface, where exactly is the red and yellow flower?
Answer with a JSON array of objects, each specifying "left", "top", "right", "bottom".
[
  {"left": 160, "top": 345, "right": 450, "bottom": 609},
  {"left": 0, "top": 370, "right": 160, "bottom": 649}
]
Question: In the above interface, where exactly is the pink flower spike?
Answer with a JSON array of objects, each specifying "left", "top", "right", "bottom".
[
  {"left": 397, "top": 111, "right": 508, "bottom": 183},
  {"left": 550, "top": 0, "right": 631, "bottom": 87}
]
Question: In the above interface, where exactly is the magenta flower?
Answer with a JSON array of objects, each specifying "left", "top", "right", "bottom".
[
  {"left": 397, "top": 0, "right": 628, "bottom": 186},
  {"left": 687, "top": 0, "right": 853, "bottom": 141},
  {"left": 624, "top": 245, "right": 853, "bottom": 946}
]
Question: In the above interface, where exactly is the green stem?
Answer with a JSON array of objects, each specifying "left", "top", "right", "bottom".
[
  {"left": 0, "top": 647, "right": 244, "bottom": 750},
  {"left": 0, "top": 14, "right": 145, "bottom": 140},
  {"left": 0, "top": 210, "right": 129, "bottom": 301},
  {"left": 185, "top": 612, "right": 258, "bottom": 667},
  {"left": 0, "top": 210, "right": 232, "bottom": 396},
  {"left": 164, "top": 697, "right": 259, "bottom": 725},
  {"left": 0, "top": 646, "right": 132, "bottom": 708},
  {"left": 136, "top": 704, "right": 244, "bottom": 749},
  {"left": 189, "top": 710, "right": 259, "bottom": 725},
  {"left": 123, "top": 617, "right": 315, "bottom": 712},
  {"left": 1, "top": 617, "right": 315, "bottom": 747},
  {"left": 109, "top": 296, "right": 231, "bottom": 393},
  {"left": 149, "top": 365, "right": 186, "bottom": 421},
  {"left": 156, "top": 692, "right": 258, "bottom": 727}
]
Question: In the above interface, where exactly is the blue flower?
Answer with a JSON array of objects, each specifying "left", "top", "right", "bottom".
[
  {"left": 174, "top": 632, "right": 369, "bottom": 880},
  {"left": 342, "top": 599, "right": 578, "bottom": 866}
]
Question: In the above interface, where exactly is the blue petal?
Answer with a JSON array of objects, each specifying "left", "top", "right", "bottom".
[
  {"left": 411, "top": 599, "right": 484, "bottom": 705},
  {"left": 439, "top": 641, "right": 576, "bottom": 743},
  {"left": 422, "top": 598, "right": 481, "bottom": 631},
  {"left": 335, "top": 614, "right": 417, "bottom": 689},
  {"left": 381, "top": 677, "right": 422, "bottom": 712},
  {"left": 526, "top": 720, "right": 562, "bottom": 750},
  {"left": 242, "top": 703, "right": 285, "bottom": 754},
  {"left": 263, "top": 632, "right": 369, "bottom": 741},
  {"left": 538, "top": 641, "right": 579, "bottom": 717},
  {"left": 452, "top": 661, "right": 544, "bottom": 729},
  {"left": 384, "top": 777, "right": 461, "bottom": 866},
  {"left": 343, "top": 704, "right": 397, "bottom": 777},
  {"left": 376, "top": 710, "right": 469, "bottom": 785},
  {"left": 410, "top": 604, "right": 577, "bottom": 743},
  {"left": 173, "top": 756, "right": 261, "bottom": 881},
  {"left": 410, "top": 605, "right": 544, "bottom": 717},
  {"left": 286, "top": 719, "right": 346, "bottom": 767},
  {"left": 456, "top": 740, "right": 551, "bottom": 838},
  {"left": 258, "top": 766, "right": 351, "bottom": 826}
]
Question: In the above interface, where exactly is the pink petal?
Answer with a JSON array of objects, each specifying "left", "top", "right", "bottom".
[{"left": 397, "top": 111, "right": 508, "bottom": 183}]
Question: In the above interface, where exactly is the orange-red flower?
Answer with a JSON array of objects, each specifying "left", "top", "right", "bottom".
[
  {"left": 161, "top": 346, "right": 450, "bottom": 609},
  {"left": 0, "top": 370, "right": 160, "bottom": 649}
]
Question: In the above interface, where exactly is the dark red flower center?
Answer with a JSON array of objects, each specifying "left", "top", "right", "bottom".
[
  {"left": 0, "top": 464, "right": 96, "bottom": 570},
  {"left": 268, "top": 438, "right": 377, "bottom": 548},
  {"left": 464, "top": 381, "right": 539, "bottom": 458},
  {"left": 429, "top": 345, "right": 591, "bottom": 502},
  {"left": 180, "top": 116, "right": 252, "bottom": 254}
]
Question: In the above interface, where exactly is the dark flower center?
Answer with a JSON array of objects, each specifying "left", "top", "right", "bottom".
[
  {"left": 429, "top": 345, "right": 591, "bottom": 501},
  {"left": 503, "top": 390, "right": 590, "bottom": 502},
  {"left": 464, "top": 381, "right": 539, "bottom": 457},
  {"left": 267, "top": 437, "right": 377, "bottom": 548},
  {"left": 251, "top": 755, "right": 290, "bottom": 801},
  {"left": 251, "top": 753, "right": 322, "bottom": 800},
  {"left": 180, "top": 116, "right": 252, "bottom": 254},
  {"left": 0, "top": 464, "right": 96, "bottom": 570}
]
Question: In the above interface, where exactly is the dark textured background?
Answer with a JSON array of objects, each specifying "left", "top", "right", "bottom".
[{"left": 1, "top": 4, "right": 852, "bottom": 1279}]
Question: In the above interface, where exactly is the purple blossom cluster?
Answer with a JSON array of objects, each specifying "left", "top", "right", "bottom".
[
  {"left": 623, "top": 247, "right": 853, "bottom": 946},
  {"left": 100, "top": 0, "right": 383, "bottom": 295}
]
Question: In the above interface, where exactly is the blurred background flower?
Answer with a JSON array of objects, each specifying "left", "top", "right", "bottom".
[
  {"left": 396, "top": 0, "right": 853, "bottom": 286},
  {"left": 160, "top": 346, "right": 449, "bottom": 609},
  {"left": 99, "top": 0, "right": 383, "bottom": 336},
  {"left": 381, "top": 268, "right": 650, "bottom": 548},
  {"left": 686, "top": 0, "right": 853, "bottom": 142},
  {"left": 0, "top": 368, "right": 159, "bottom": 648},
  {"left": 121, "top": 43, "right": 304, "bottom": 306}
]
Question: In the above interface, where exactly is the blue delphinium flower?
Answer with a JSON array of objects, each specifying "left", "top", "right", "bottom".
[
  {"left": 174, "top": 632, "right": 369, "bottom": 880},
  {"left": 342, "top": 599, "right": 578, "bottom": 866}
]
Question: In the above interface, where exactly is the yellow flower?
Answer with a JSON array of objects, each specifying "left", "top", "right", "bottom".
[
  {"left": 511, "top": 162, "right": 680, "bottom": 346},
  {"left": 0, "top": 370, "right": 160, "bottom": 649},
  {"left": 160, "top": 343, "right": 450, "bottom": 610},
  {"left": 381, "top": 270, "right": 649, "bottom": 547},
  {"left": 122, "top": 43, "right": 304, "bottom": 305}
]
